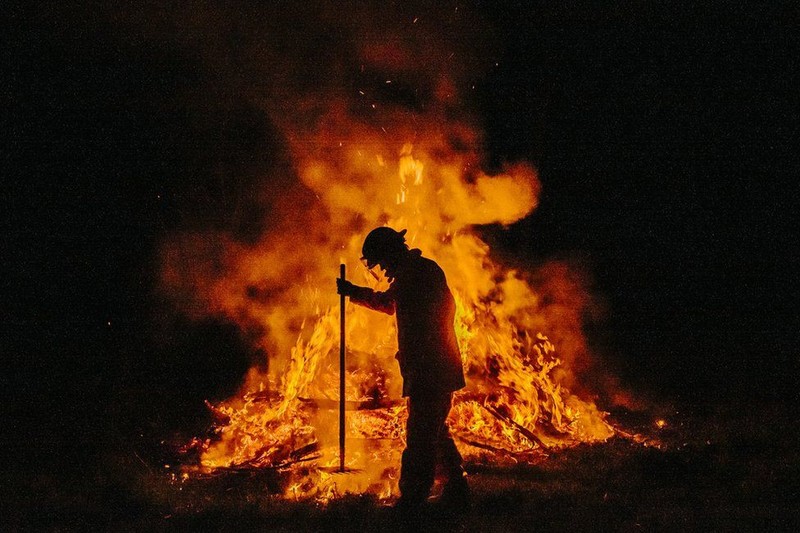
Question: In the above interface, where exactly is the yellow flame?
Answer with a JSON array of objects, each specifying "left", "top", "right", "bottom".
[{"left": 168, "top": 141, "right": 615, "bottom": 499}]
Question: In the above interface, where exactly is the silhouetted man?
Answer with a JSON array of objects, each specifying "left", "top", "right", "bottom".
[{"left": 337, "top": 227, "right": 469, "bottom": 515}]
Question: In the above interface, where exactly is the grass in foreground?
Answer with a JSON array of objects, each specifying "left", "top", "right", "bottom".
[{"left": 5, "top": 404, "right": 799, "bottom": 531}]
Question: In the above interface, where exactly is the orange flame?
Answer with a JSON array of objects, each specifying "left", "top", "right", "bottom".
[
  {"left": 161, "top": 46, "right": 615, "bottom": 498},
  {"left": 164, "top": 134, "right": 614, "bottom": 498}
]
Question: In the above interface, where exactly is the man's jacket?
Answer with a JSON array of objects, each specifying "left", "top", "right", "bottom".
[{"left": 350, "top": 249, "right": 466, "bottom": 398}]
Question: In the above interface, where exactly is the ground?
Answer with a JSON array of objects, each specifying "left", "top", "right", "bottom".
[{"left": 5, "top": 401, "right": 798, "bottom": 532}]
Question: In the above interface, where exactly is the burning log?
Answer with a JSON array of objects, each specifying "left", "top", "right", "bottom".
[
  {"left": 456, "top": 437, "right": 530, "bottom": 458},
  {"left": 280, "top": 442, "right": 322, "bottom": 468},
  {"left": 199, "top": 442, "right": 322, "bottom": 475},
  {"left": 482, "top": 403, "right": 550, "bottom": 451},
  {"left": 242, "top": 390, "right": 283, "bottom": 404},
  {"left": 204, "top": 399, "right": 231, "bottom": 425},
  {"left": 298, "top": 397, "right": 405, "bottom": 411}
]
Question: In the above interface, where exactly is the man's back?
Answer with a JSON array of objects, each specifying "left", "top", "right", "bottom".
[{"left": 390, "top": 251, "right": 465, "bottom": 398}]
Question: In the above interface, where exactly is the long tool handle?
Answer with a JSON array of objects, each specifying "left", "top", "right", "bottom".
[{"left": 339, "top": 263, "right": 346, "bottom": 473}]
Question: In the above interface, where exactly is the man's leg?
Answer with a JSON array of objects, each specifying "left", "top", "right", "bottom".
[
  {"left": 435, "top": 394, "right": 469, "bottom": 507},
  {"left": 438, "top": 424, "right": 466, "bottom": 483},
  {"left": 398, "top": 397, "right": 440, "bottom": 508}
]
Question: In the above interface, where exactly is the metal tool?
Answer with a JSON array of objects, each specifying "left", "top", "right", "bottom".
[{"left": 339, "top": 263, "right": 346, "bottom": 472}]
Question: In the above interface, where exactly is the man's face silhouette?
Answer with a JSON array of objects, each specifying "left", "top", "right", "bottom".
[
  {"left": 368, "top": 251, "right": 402, "bottom": 281},
  {"left": 380, "top": 258, "right": 399, "bottom": 280}
]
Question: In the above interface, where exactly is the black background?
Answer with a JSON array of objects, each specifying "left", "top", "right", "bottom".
[{"left": 4, "top": 1, "right": 798, "bottom": 486}]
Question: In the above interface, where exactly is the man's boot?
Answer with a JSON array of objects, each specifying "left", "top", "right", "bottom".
[
  {"left": 434, "top": 475, "right": 470, "bottom": 515},
  {"left": 392, "top": 494, "right": 427, "bottom": 526}
]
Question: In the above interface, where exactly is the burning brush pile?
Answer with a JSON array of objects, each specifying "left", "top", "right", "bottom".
[
  {"left": 165, "top": 135, "right": 615, "bottom": 499},
  {"left": 156, "top": 5, "right": 616, "bottom": 501}
]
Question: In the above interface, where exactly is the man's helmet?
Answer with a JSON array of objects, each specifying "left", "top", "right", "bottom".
[{"left": 361, "top": 227, "right": 408, "bottom": 268}]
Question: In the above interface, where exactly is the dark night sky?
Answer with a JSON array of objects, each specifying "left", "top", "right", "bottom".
[{"left": 3, "top": 2, "right": 799, "bottom": 475}]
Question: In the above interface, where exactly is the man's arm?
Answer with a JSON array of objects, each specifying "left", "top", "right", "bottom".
[{"left": 337, "top": 279, "right": 395, "bottom": 315}]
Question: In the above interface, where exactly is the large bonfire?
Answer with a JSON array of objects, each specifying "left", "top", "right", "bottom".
[{"left": 158, "top": 7, "right": 615, "bottom": 500}]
